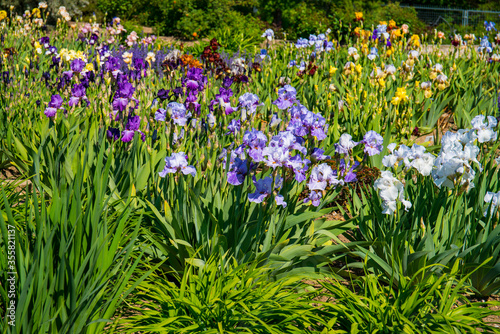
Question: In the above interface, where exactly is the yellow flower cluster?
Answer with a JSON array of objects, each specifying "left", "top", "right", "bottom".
[
  {"left": 391, "top": 87, "right": 409, "bottom": 105},
  {"left": 355, "top": 12, "right": 363, "bottom": 20},
  {"left": 410, "top": 34, "right": 420, "bottom": 48},
  {"left": 0, "top": 10, "right": 7, "bottom": 21},
  {"left": 32, "top": 8, "right": 41, "bottom": 18},
  {"left": 58, "top": 48, "right": 87, "bottom": 62}
]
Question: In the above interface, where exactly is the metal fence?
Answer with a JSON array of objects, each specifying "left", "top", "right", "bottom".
[{"left": 399, "top": 4, "right": 500, "bottom": 26}]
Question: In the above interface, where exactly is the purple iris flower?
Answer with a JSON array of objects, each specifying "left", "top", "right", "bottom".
[
  {"left": 48, "top": 94, "right": 63, "bottom": 108},
  {"left": 223, "top": 76, "right": 233, "bottom": 88},
  {"left": 107, "top": 127, "right": 121, "bottom": 141},
  {"left": 303, "top": 191, "right": 322, "bottom": 207},
  {"left": 105, "top": 57, "right": 121, "bottom": 72},
  {"left": 70, "top": 58, "right": 86, "bottom": 72},
  {"left": 63, "top": 70, "right": 73, "bottom": 81},
  {"left": 44, "top": 107, "right": 57, "bottom": 118},
  {"left": 239, "top": 93, "right": 263, "bottom": 114},
  {"left": 248, "top": 177, "right": 273, "bottom": 203},
  {"left": 89, "top": 33, "right": 99, "bottom": 45},
  {"left": 362, "top": 131, "right": 383, "bottom": 156},
  {"left": 44, "top": 94, "right": 65, "bottom": 118},
  {"left": 159, "top": 152, "right": 197, "bottom": 177},
  {"left": 157, "top": 89, "right": 170, "bottom": 101},
  {"left": 273, "top": 85, "right": 297, "bottom": 110},
  {"left": 46, "top": 46, "right": 57, "bottom": 55},
  {"left": 113, "top": 98, "right": 129, "bottom": 111},
  {"left": 311, "top": 148, "right": 330, "bottom": 162},
  {"left": 120, "top": 115, "right": 142, "bottom": 142},
  {"left": 126, "top": 115, "right": 141, "bottom": 131},
  {"left": 286, "top": 155, "right": 310, "bottom": 182},
  {"left": 117, "top": 82, "right": 135, "bottom": 98},
  {"left": 39, "top": 36, "right": 50, "bottom": 47},
  {"left": 243, "top": 129, "right": 268, "bottom": 162},
  {"left": 69, "top": 83, "right": 87, "bottom": 107},
  {"left": 338, "top": 160, "right": 359, "bottom": 183},
  {"left": 185, "top": 80, "right": 199, "bottom": 91},
  {"left": 310, "top": 115, "right": 328, "bottom": 141},
  {"left": 227, "top": 157, "right": 248, "bottom": 185},
  {"left": 227, "top": 119, "right": 241, "bottom": 135}
]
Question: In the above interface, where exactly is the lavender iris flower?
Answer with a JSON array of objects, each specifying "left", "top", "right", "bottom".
[
  {"left": 485, "top": 21, "right": 497, "bottom": 32},
  {"left": 227, "top": 119, "right": 241, "bottom": 135},
  {"left": 310, "top": 148, "right": 330, "bottom": 162},
  {"left": 243, "top": 129, "right": 268, "bottom": 162},
  {"left": 273, "top": 85, "right": 297, "bottom": 109},
  {"left": 239, "top": 93, "right": 263, "bottom": 114},
  {"left": 167, "top": 102, "right": 191, "bottom": 126},
  {"left": 159, "top": 152, "right": 197, "bottom": 177},
  {"left": 261, "top": 29, "right": 275, "bottom": 41},
  {"left": 155, "top": 108, "right": 167, "bottom": 122},
  {"left": 303, "top": 190, "right": 322, "bottom": 207},
  {"left": 362, "top": 131, "right": 383, "bottom": 156},
  {"left": 335, "top": 134, "right": 358, "bottom": 155}
]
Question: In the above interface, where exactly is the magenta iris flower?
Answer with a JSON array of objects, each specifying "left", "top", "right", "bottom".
[{"left": 159, "top": 152, "right": 197, "bottom": 177}]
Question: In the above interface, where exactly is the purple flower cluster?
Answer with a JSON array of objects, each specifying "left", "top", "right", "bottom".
[
  {"left": 287, "top": 104, "right": 328, "bottom": 141},
  {"left": 106, "top": 77, "right": 145, "bottom": 143}
]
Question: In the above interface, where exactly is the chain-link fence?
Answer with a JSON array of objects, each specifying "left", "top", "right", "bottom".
[{"left": 400, "top": 4, "right": 500, "bottom": 27}]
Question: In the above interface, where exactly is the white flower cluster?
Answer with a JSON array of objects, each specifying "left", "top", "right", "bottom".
[
  {"left": 374, "top": 171, "right": 412, "bottom": 215},
  {"left": 382, "top": 143, "right": 436, "bottom": 176},
  {"left": 433, "top": 115, "right": 496, "bottom": 190},
  {"left": 377, "top": 114, "right": 498, "bottom": 215},
  {"left": 58, "top": 6, "right": 71, "bottom": 22},
  {"left": 484, "top": 191, "right": 500, "bottom": 216}
]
